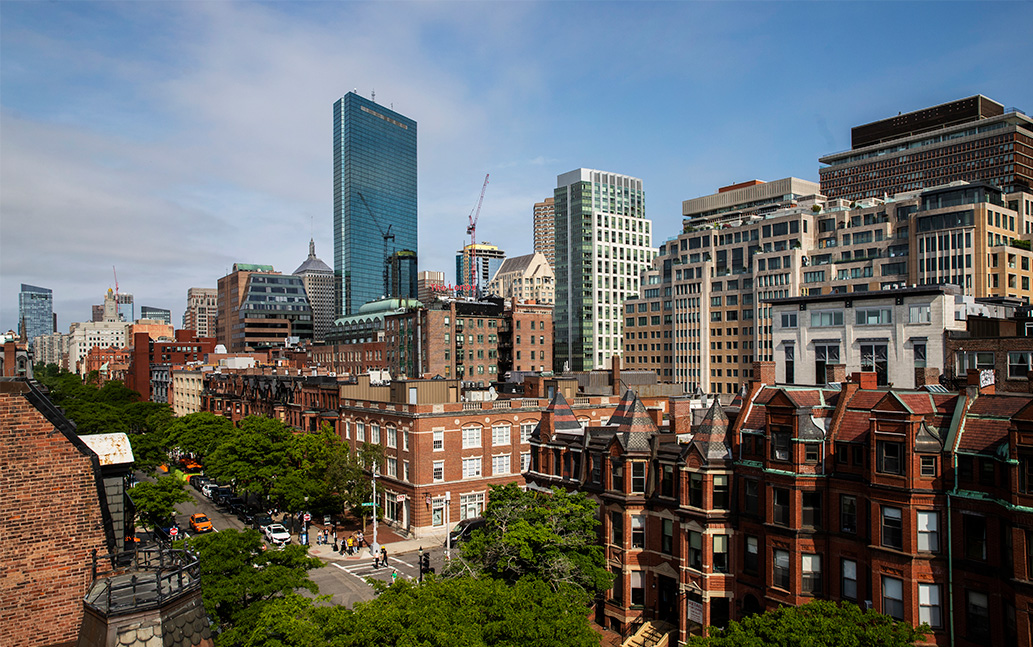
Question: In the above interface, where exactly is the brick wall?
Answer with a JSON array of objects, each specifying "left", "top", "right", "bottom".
[{"left": 0, "top": 383, "right": 111, "bottom": 647}]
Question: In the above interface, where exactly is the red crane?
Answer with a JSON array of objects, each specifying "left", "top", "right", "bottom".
[{"left": 465, "top": 173, "right": 489, "bottom": 298}]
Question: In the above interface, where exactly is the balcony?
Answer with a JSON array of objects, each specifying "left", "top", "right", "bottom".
[{"left": 84, "top": 547, "right": 201, "bottom": 617}]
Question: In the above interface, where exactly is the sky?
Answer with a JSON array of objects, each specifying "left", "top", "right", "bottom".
[{"left": 2, "top": 1, "right": 1031, "bottom": 332}]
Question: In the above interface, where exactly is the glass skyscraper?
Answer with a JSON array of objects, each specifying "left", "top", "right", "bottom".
[
  {"left": 333, "top": 92, "right": 417, "bottom": 316},
  {"left": 19, "top": 284, "right": 54, "bottom": 348}
]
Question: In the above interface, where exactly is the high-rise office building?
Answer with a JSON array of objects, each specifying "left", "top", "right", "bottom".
[
  {"left": 93, "top": 293, "right": 133, "bottom": 322},
  {"left": 819, "top": 95, "right": 1033, "bottom": 201},
  {"left": 293, "top": 239, "right": 335, "bottom": 341},
  {"left": 139, "top": 306, "right": 171, "bottom": 325},
  {"left": 217, "top": 264, "right": 313, "bottom": 352},
  {"left": 332, "top": 91, "right": 417, "bottom": 316},
  {"left": 387, "top": 250, "right": 419, "bottom": 302},
  {"left": 455, "top": 242, "right": 505, "bottom": 297},
  {"left": 553, "top": 169, "right": 654, "bottom": 372},
  {"left": 533, "top": 197, "right": 556, "bottom": 269},
  {"left": 18, "top": 284, "right": 54, "bottom": 348},
  {"left": 488, "top": 252, "right": 555, "bottom": 304},
  {"left": 183, "top": 287, "right": 218, "bottom": 338}
]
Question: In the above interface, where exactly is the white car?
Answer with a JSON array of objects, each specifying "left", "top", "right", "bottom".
[{"left": 263, "top": 523, "right": 291, "bottom": 546}]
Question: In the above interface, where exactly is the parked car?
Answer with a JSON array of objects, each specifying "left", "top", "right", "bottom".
[
  {"left": 263, "top": 523, "right": 291, "bottom": 546},
  {"left": 189, "top": 475, "right": 209, "bottom": 490},
  {"left": 448, "top": 517, "right": 486, "bottom": 546},
  {"left": 189, "top": 513, "right": 213, "bottom": 533},
  {"left": 213, "top": 487, "right": 234, "bottom": 507},
  {"left": 201, "top": 483, "right": 217, "bottom": 498},
  {"left": 253, "top": 515, "right": 274, "bottom": 531},
  {"left": 236, "top": 506, "right": 256, "bottom": 526}
]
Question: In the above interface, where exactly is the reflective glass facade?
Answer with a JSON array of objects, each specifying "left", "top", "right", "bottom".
[
  {"left": 333, "top": 92, "right": 417, "bottom": 316},
  {"left": 19, "top": 284, "right": 53, "bottom": 348}
]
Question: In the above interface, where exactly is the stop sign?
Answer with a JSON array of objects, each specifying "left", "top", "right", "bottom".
[
  {"left": 303, "top": 513, "right": 311, "bottom": 522},
  {"left": 170, "top": 527, "right": 179, "bottom": 537}
]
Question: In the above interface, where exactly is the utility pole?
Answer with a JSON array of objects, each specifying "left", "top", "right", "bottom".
[
  {"left": 371, "top": 463, "right": 379, "bottom": 555},
  {"left": 444, "top": 490, "right": 452, "bottom": 559}
]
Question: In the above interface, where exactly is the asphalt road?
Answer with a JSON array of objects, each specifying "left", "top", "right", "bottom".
[{"left": 169, "top": 481, "right": 448, "bottom": 608}]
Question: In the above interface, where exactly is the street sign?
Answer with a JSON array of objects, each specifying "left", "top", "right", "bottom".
[
  {"left": 303, "top": 513, "right": 311, "bottom": 522},
  {"left": 361, "top": 502, "right": 377, "bottom": 507},
  {"left": 169, "top": 527, "right": 179, "bottom": 537},
  {"left": 395, "top": 494, "right": 407, "bottom": 502}
]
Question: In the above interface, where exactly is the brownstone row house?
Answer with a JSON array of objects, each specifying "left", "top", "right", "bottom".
[{"left": 527, "top": 361, "right": 1033, "bottom": 646}]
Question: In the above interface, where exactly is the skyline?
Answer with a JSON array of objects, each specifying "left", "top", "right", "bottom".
[{"left": 2, "top": 1, "right": 1031, "bottom": 332}]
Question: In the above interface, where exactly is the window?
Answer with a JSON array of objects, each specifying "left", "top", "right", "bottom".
[
  {"left": 371, "top": 423, "right": 380, "bottom": 444},
  {"left": 356, "top": 421, "right": 366, "bottom": 442},
  {"left": 877, "top": 441, "right": 903, "bottom": 475},
  {"left": 660, "top": 464, "right": 675, "bottom": 497},
  {"left": 462, "top": 457, "right": 482, "bottom": 479},
  {"left": 882, "top": 576, "right": 904, "bottom": 620},
  {"left": 688, "top": 531, "right": 702, "bottom": 569},
  {"left": 841, "top": 495, "right": 857, "bottom": 534},
  {"left": 610, "top": 568, "right": 623, "bottom": 603},
  {"left": 842, "top": 559, "right": 857, "bottom": 600},
  {"left": 433, "top": 430, "right": 444, "bottom": 451},
  {"left": 611, "top": 512, "right": 623, "bottom": 546},
  {"left": 780, "top": 312, "right": 797, "bottom": 328},
  {"left": 773, "top": 549, "right": 790, "bottom": 589},
  {"left": 661, "top": 519, "right": 673, "bottom": 554},
  {"left": 804, "top": 443, "right": 819, "bottom": 463},
  {"left": 882, "top": 506, "right": 903, "bottom": 550},
  {"left": 811, "top": 310, "right": 844, "bottom": 327},
  {"left": 713, "top": 475, "right": 729, "bottom": 509},
  {"left": 815, "top": 344, "right": 840, "bottom": 383},
  {"left": 520, "top": 452, "right": 530, "bottom": 472},
  {"left": 744, "top": 479, "right": 759, "bottom": 515},
  {"left": 856, "top": 308, "right": 892, "bottom": 325},
  {"left": 631, "top": 515, "right": 645, "bottom": 548},
  {"left": 964, "top": 515, "right": 987, "bottom": 560},
  {"left": 771, "top": 431, "right": 790, "bottom": 461},
  {"left": 802, "top": 492, "right": 822, "bottom": 529},
  {"left": 920, "top": 455, "right": 936, "bottom": 477},
  {"left": 611, "top": 462, "right": 623, "bottom": 491},
  {"left": 433, "top": 461, "right": 444, "bottom": 482},
  {"left": 1009, "top": 352, "right": 1031, "bottom": 379},
  {"left": 920, "top": 584, "right": 942, "bottom": 628},
  {"left": 784, "top": 345, "right": 795, "bottom": 385},
  {"left": 914, "top": 342, "right": 927, "bottom": 369},
  {"left": 520, "top": 422, "right": 535, "bottom": 444},
  {"left": 462, "top": 426, "right": 481, "bottom": 448},
  {"left": 744, "top": 536, "right": 759, "bottom": 574},
  {"left": 630, "top": 571, "right": 644, "bottom": 607},
  {"left": 909, "top": 304, "right": 931, "bottom": 323},
  {"left": 861, "top": 343, "right": 889, "bottom": 385},
  {"left": 802, "top": 554, "right": 821, "bottom": 595},
  {"left": 967, "top": 591, "right": 989, "bottom": 641},
  {"left": 918, "top": 511, "right": 939, "bottom": 552},
  {"left": 492, "top": 424, "right": 511, "bottom": 446},
  {"left": 403, "top": 460, "right": 409, "bottom": 482},
  {"left": 631, "top": 462, "right": 646, "bottom": 493},
  {"left": 959, "top": 351, "right": 995, "bottom": 372},
  {"left": 386, "top": 426, "right": 397, "bottom": 448},
  {"left": 689, "top": 473, "right": 703, "bottom": 507},
  {"left": 713, "top": 535, "right": 729, "bottom": 573},
  {"left": 773, "top": 487, "right": 790, "bottom": 526},
  {"left": 492, "top": 454, "right": 510, "bottom": 475}
]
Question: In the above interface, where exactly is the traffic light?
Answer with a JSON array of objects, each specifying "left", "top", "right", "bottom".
[{"left": 420, "top": 552, "right": 431, "bottom": 575}]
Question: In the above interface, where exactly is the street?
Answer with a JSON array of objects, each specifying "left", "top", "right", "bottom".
[{"left": 168, "top": 483, "right": 449, "bottom": 608}]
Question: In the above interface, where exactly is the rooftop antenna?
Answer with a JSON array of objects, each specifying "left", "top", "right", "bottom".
[{"left": 371, "top": 89, "right": 375, "bottom": 103}]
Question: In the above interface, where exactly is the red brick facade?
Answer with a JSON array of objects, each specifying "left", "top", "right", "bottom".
[{"left": 0, "top": 379, "right": 113, "bottom": 647}]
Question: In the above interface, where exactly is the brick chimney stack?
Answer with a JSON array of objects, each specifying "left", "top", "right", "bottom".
[
  {"left": 915, "top": 367, "right": 941, "bottom": 388},
  {"left": 611, "top": 354, "right": 621, "bottom": 397},
  {"left": 850, "top": 371, "right": 879, "bottom": 390},
  {"left": 966, "top": 369, "right": 996, "bottom": 395},
  {"left": 754, "top": 361, "right": 776, "bottom": 386},
  {"left": 825, "top": 363, "right": 847, "bottom": 384}
]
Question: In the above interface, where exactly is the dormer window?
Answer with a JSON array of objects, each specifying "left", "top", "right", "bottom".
[
  {"left": 771, "top": 432, "right": 791, "bottom": 461},
  {"left": 877, "top": 441, "right": 904, "bottom": 475}
]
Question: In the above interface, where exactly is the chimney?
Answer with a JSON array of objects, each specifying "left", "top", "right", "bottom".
[
  {"left": 850, "top": 371, "right": 878, "bottom": 390},
  {"left": 611, "top": 354, "right": 621, "bottom": 396},
  {"left": 915, "top": 367, "right": 941, "bottom": 388},
  {"left": 966, "top": 368, "right": 995, "bottom": 395},
  {"left": 670, "top": 396, "right": 694, "bottom": 435},
  {"left": 753, "top": 361, "right": 776, "bottom": 386},
  {"left": 825, "top": 363, "right": 847, "bottom": 384},
  {"left": 647, "top": 406, "right": 664, "bottom": 430}
]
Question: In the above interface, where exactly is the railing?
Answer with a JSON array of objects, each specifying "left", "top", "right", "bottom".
[
  {"left": 83, "top": 546, "right": 201, "bottom": 616},
  {"left": 462, "top": 402, "right": 482, "bottom": 411},
  {"left": 492, "top": 400, "right": 512, "bottom": 409}
]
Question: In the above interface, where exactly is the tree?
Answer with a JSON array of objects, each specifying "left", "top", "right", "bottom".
[
  {"left": 187, "top": 529, "right": 321, "bottom": 645},
  {"left": 164, "top": 411, "right": 236, "bottom": 457},
  {"left": 325, "top": 440, "right": 384, "bottom": 530},
  {"left": 129, "top": 476, "right": 192, "bottom": 527},
  {"left": 454, "top": 483, "right": 612, "bottom": 596},
  {"left": 687, "top": 600, "right": 928, "bottom": 647}
]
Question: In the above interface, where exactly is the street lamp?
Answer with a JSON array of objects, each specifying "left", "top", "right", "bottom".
[
  {"left": 303, "top": 495, "right": 309, "bottom": 546},
  {"left": 371, "top": 464, "right": 379, "bottom": 556},
  {"left": 418, "top": 546, "right": 424, "bottom": 583}
]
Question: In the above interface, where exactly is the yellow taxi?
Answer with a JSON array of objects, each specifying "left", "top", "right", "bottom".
[{"left": 189, "top": 513, "right": 213, "bottom": 533}]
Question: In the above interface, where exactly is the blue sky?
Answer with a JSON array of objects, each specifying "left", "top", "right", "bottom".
[{"left": 2, "top": 1, "right": 1031, "bottom": 331}]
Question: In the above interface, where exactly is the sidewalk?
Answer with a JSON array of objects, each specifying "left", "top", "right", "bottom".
[{"left": 303, "top": 520, "right": 447, "bottom": 562}]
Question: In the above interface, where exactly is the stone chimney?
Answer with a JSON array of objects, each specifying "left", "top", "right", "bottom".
[
  {"left": 915, "top": 367, "right": 941, "bottom": 388},
  {"left": 825, "top": 363, "right": 847, "bottom": 384},
  {"left": 850, "top": 371, "right": 879, "bottom": 390}
]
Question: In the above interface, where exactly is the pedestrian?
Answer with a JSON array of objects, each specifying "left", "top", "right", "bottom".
[
  {"left": 391, "top": 570, "right": 398, "bottom": 583},
  {"left": 357, "top": 530, "right": 365, "bottom": 547},
  {"left": 380, "top": 545, "right": 388, "bottom": 567},
  {"left": 346, "top": 535, "right": 354, "bottom": 555},
  {"left": 332, "top": 533, "right": 338, "bottom": 552}
]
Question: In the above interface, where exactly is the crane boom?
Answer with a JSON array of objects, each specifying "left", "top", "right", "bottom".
[
  {"left": 465, "top": 174, "right": 489, "bottom": 297},
  {"left": 357, "top": 192, "right": 395, "bottom": 298}
]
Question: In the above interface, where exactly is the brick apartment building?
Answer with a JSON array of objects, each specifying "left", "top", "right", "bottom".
[
  {"left": 527, "top": 362, "right": 1033, "bottom": 646},
  {"left": 0, "top": 378, "right": 119, "bottom": 647},
  {"left": 498, "top": 298, "right": 553, "bottom": 377},
  {"left": 202, "top": 370, "right": 670, "bottom": 538},
  {"left": 125, "top": 330, "right": 216, "bottom": 401}
]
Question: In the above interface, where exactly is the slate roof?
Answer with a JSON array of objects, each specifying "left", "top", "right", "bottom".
[
  {"left": 493, "top": 253, "right": 538, "bottom": 277},
  {"left": 293, "top": 239, "right": 333, "bottom": 275},
  {"left": 691, "top": 400, "right": 731, "bottom": 461},
  {"left": 967, "top": 394, "right": 1033, "bottom": 419},
  {"left": 546, "top": 390, "right": 584, "bottom": 436},
  {"left": 608, "top": 389, "right": 658, "bottom": 434},
  {"left": 957, "top": 418, "right": 1010, "bottom": 454}
]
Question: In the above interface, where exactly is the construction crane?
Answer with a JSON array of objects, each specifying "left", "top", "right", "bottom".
[
  {"left": 357, "top": 192, "right": 395, "bottom": 298},
  {"left": 465, "top": 173, "right": 489, "bottom": 298},
  {"left": 112, "top": 266, "right": 120, "bottom": 321}
]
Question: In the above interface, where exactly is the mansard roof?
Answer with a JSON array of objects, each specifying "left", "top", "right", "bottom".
[
  {"left": 547, "top": 390, "right": 584, "bottom": 436},
  {"left": 690, "top": 400, "right": 731, "bottom": 461},
  {"left": 607, "top": 389, "right": 658, "bottom": 434}
]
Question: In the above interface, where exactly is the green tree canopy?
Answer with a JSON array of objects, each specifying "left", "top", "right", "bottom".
[
  {"left": 687, "top": 600, "right": 928, "bottom": 647},
  {"left": 454, "top": 483, "right": 612, "bottom": 596},
  {"left": 164, "top": 411, "right": 236, "bottom": 457},
  {"left": 129, "top": 476, "right": 192, "bottom": 527},
  {"left": 186, "top": 528, "right": 321, "bottom": 645}
]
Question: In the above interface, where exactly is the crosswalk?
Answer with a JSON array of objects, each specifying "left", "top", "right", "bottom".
[{"left": 332, "top": 559, "right": 417, "bottom": 587}]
